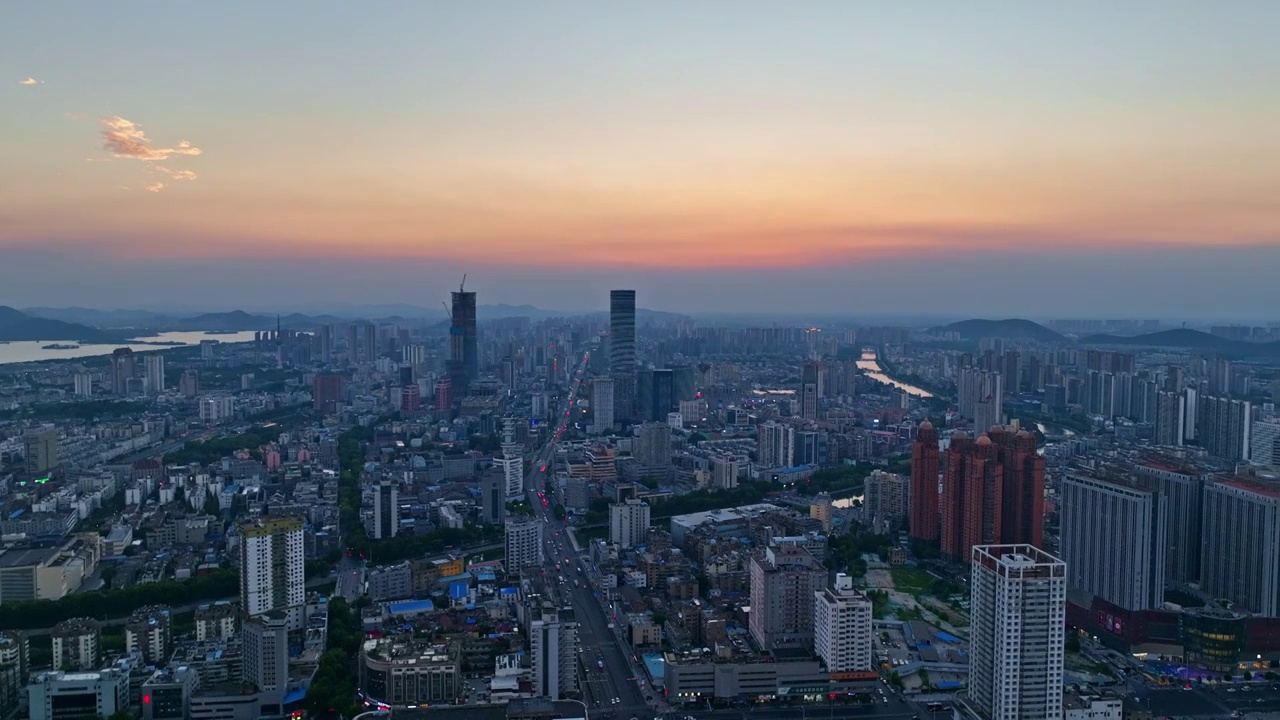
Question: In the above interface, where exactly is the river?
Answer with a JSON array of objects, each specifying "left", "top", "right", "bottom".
[
  {"left": 0, "top": 331, "right": 259, "bottom": 366},
  {"left": 856, "top": 351, "right": 934, "bottom": 398}
]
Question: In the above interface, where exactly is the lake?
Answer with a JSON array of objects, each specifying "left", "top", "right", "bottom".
[
  {"left": 0, "top": 331, "right": 259, "bottom": 366},
  {"left": 856, "top": 351, "right": 934, "bottom": 398}
]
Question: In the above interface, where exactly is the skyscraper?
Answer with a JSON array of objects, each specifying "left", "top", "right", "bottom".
[
  {"left": 1059, "top": 473, "right": 1166, "bottom": 611},
  {"left": 1198, "top": 394, "right": 1252, "bottom": 461},
  {"left": 242, "top": 612, "right": 290, "bottom": 698},
  {"left": 1200, "top": 472, "right": 1280, "bottom": 616},
  {"left": 591, "top": 377, "right": 615, "bottom": 432},
  {"left": 23, "top": 426, "right": 58, "bottom": 476},
  {"left": 813, "top": 573, "right": 873, "bottom": 673},
  {"left": 312, "top": 374, "right": 345, "bottom": 415},
  {"left": 758, "top": 421, "right": 796, "bottom": 470},
  {"left": 909, "top": 420, "right": 940, "bottom": 541},
  {"left": 110, "top": 348, "right": 135, "bottom": 395},
  {"left": 609, "top": 290, "right": 636, "bottom": 375},
  {"left": 749, "top": 543, "right": 826, "bottom": 650},
  {"left": 1154, "top": 391, "right": 1186, "bottom": 446},
  {"left": 1136, "top": 462, "right": 1205, "bottom": 586},
  {"left": 450, "top": 286, "right": 478, "bottom": 391},
  {"left": 800, "top": 360, "right": 821, "bottom": 420},
  {"left": 530, "top": 607, "right": 579, "bottom": 700},
  {"left": 239, "top": 518, "right": 305, "bottom": 621},
  {"left": 987, "top": 426, "right": 1045, "bottom": 548},
  {"left": 499, "top": 419, "right": 524, "bottom": 500},
  {"left": 965, "top": 544, "right": 1066, "bottom": 720},
  {"left": 144, "top": 354, "right": 165, "bottom": 395},
  {"left": 373, "top": 481, "right": 398, "bottom": 540},
  {"left": 940, "top": 433, "right": 1003, "bottom": 562}
]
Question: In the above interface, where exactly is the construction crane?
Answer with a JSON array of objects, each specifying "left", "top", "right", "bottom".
[
  {"left": 441, "top": 301, "right": 452, "bottom": 321},
  {"left": 459, "top": 274, "right": 467, "bottom": 293}
]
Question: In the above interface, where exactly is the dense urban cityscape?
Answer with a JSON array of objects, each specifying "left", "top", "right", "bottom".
[{"left": 0, "top": 290, "right": 1278, "bottom": 720}]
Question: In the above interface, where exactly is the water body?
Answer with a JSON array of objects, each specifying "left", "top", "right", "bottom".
[
  {"left": 0, "top": 331, "right": 258, "bottom": 366},
  {"left": 856, "top": 351, "right": 934, "bottom": 398}
]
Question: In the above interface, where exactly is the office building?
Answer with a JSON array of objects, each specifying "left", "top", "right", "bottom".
[
  {"left": 449, "top": 288, "right": 478, "bottom": 391},
  {"left": 373, "top": 480, "right": 398, "bottom": 540},
  {"left": 239, "top": 518, "right": 305, "bottom": 620},
  {"left": 610, "top": 498, "right": 651, "bottom": 549},
  {"left": 51, "top": 618, "right": 100, "bottom": 672},
  {"left": 966, "top": 544, "right": 1066, "bottom": 720},
  {"left": 359, "top": 636, "right": 460, "bottom": 707},
  {"left": 1252, "top": 419, "right": 1280, "bottom": 466},
  {"left": 864, "top": 470, "right": 910, "bottom": 534},
  {"left": 125, "top": 605, "right": 173, "bottom": 665},
  {"left": 609, "top": 290, "right": 636, "bottom": 375},
  {"left": 110, "top": 347, "right": 135, "bottom": 395},
  {"left": 940, "top": 433, "right": 1003, "bottom": 562},
  {"left": 480, "top": 469, "right": 505, "bottom": 525},
  {"left": 800, "top": 360, "right": 821, "bottom": 421},
  {"left": 795, "top": 430, "right": 828, "bottom": 466},
  {"left": 530, "top": 608, "right": 579, "bottom": 700},
  {"left": 1198, "top": 394, "right": 1252, "bottom": 461},
  {"left": 23, "top": 426, "right": 58, "bottom": 475},
  {"left": 242, "top": 611, "right": 289, "bottom": 697},
  {"left": 758, "top": 421, "right": 796, "bottom": 470},
  {"left": 1060, "top": 474, "right": 1166, "bottom": 611},
  {"left": 141, "top": 667, "right": 198, "bottom": 720},
  {"left": 312, "top": 373, "right": 345, "bottom": 415},
  {"left": 505, "top": 518, "right": 543, "bottom": 570},
  {"left": 813, "top": 573, "right": 873, "bottom": 673},
  {"left": 144, "top": 354, "right": 165, "bottom": 395},
  {"left": 749, "top": 543, "right": 826, "bottom": 651},
  {"left": 909, "top": 419, "right": 940, "bottom": 541},
  {"left": 592, "top": 377, "right": 615, "bottom": 432},
  {"left": 1200, "top": 472, "right": 1280, "bottom": 616},
  {"left": 28, "top": 668, "right": 129, "bottom": 720}
]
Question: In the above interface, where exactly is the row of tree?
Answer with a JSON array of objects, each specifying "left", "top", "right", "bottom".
[
  {"left": 0, "top": 569, "right": 238, "bottom": 630},
  {"left": 304, "top": 596, "right": 363, "bottom": 717}
]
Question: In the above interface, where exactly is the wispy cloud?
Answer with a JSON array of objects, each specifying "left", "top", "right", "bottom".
[
  {"left": 145, "top": 182, "right": 167, "bottom": 193},
  {"left": 155, "top": 167, "right": 197, "bottom": 181},
  {"left": 100, "top": 116, "right": 202, "bottom": 161},
  {"left": 19, "top": 77, "right": 40, "bottom": 86}
]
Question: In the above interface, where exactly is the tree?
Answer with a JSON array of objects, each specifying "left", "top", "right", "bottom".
[{"left": 918, "top": 668, "right": 931, "bottom": 689}]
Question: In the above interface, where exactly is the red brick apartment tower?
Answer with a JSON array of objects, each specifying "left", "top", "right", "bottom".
[
  {"left": 909, "top": 419, "right": 940, "bottom": 541},
  {"left": 988, "top": 425, "right": 1046, "bottom": 548},
  {"left": 941, "top": 433, "right": 1005, "bottom": 562}
]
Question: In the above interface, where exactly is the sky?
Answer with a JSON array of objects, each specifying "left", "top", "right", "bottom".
[{"left": 2, "top": 1, "right": 1278, "bottom": 317}]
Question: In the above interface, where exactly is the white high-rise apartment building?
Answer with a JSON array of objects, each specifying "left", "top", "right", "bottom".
[
  {"left": 239, "top": 518, "right": 305, "bottom": 622},
  {"left": 758, "top": 421, "right": 795, "bottom": 469},
  {"left": 609, "top": 498, "right": 650, "bottom": 548},
  {"left": 966, "top": 544, "right": 1066, "bottom": 720},
  {"left": 1059, "top": 473, "right": 1166, "bottom": 611},
  {"left": 813, "top": 572, "right": 873, "bottom": 672},
  {"left": 74, "top": 372, "right": 93, "bottom": 398},
  {"left": 144, "top": 354, "right": 165, "bottom": 395},
  {"left": 504, "top": 518, "right": 543, "bottom": 570},
  {"left": 530, "top": 608, "right": 579, "bottom": 700},
  {"left": 592, "top": 377, "right": 615, "bottom": 433}
]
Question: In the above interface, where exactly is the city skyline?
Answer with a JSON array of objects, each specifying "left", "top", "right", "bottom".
[{"left": 3, "top": 2, "right": 1278, "bottom": 316}]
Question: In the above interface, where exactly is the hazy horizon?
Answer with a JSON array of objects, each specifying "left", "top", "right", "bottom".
[{"left": 4, "top": 2, "right": 1278, "bottom": 321}]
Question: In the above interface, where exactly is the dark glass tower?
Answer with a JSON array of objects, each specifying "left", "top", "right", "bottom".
[{"left": 450, "top": 290, "right": 478, "bottom": 391}]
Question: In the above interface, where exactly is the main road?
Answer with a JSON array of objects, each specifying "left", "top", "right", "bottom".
[{"left": 519, "top": 349, "right": 651, "bottom": 720}]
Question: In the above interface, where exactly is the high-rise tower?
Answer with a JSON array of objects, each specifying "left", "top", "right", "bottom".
[
  {"left": 909, "top": 419, "right": 940, "bottom": 541},
  {"left": 450, "top": 279, "right": 478, "bottom": 391}
]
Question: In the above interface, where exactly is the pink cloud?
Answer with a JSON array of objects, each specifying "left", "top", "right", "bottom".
[
  {"left": 100, "top": 116, "right": 202, "bottom": 161},
  {"left": 19, "top": 77, "right": 39, "bottom": 86},
  {"left": 145, "top": 182, "right": 167, "bottom": 193}
]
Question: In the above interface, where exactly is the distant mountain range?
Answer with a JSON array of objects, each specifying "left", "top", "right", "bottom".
[
  {"left": 20, "top": 304, "right": 689, "bottom": 332},
  {"left": 0, "top": 306, "right": 118, "bottom": 342},
  {"left": 933, "top": 318, "right": 1065, "bottom": 342},
  {"left": 1080, "top": 329, "right": 1280, "bottom": 356}
]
